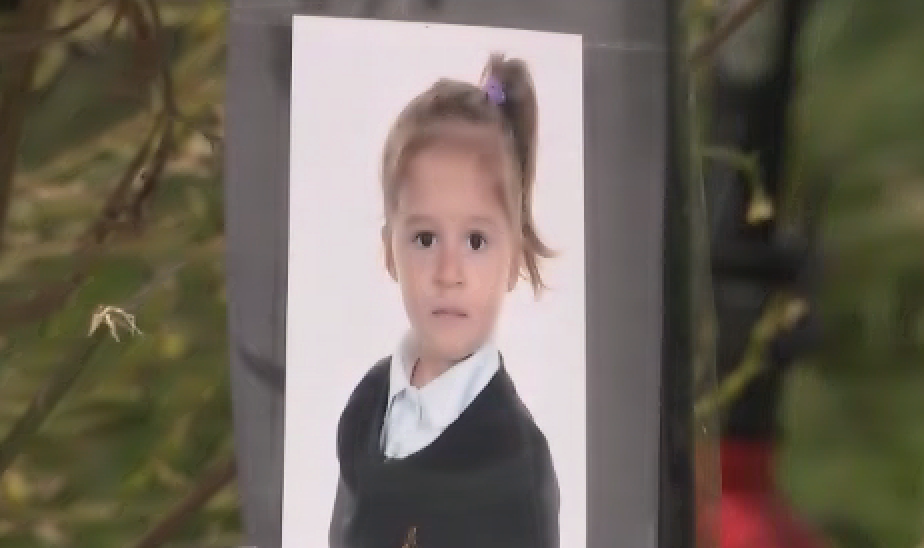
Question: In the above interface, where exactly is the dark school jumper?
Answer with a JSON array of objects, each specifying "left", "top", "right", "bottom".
[{"left": 329, "top": 356, "right": 560, "bottom": 548}]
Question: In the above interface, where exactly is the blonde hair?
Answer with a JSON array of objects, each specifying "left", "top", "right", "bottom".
[{"left": 380, "top": 53, "right": 555, "bottom": 295}]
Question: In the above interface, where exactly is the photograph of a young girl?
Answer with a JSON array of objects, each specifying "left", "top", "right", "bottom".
[{"left": 284, "top": 17, "right": 585, "bottom": 548}]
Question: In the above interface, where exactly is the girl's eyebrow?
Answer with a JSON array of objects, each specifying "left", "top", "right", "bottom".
[
  {"left": 402, "top": 213, "right": 434, "bottom": 226},
  {"left": 467, "top": 215, "right": 500, "bottom": 228},
  {"left": 400, "top": 213, "right": 501, "bottom": 227}
]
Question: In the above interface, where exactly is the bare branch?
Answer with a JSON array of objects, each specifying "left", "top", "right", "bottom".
[
  {"left": 0, "top": 0, "right": 54, "bottom": 251},
  {"left": 135, "top": 0, "right": 180, "bottom": 117},
  {"left": 0, "top": 117, "right": 164, "bottom": 332},
  {"left": 701, "top": 145, "right": 775, "bottom": 223},
  {"left": 690, "top": 0, "right": 770, "bottom": 66},
  {"left": 1, "top": 0, "right": 186, "bottom": 330},
  {"left": 82, "top": 116, "right": 163, "bottom": 244},
  {"left": 102, "top": 0, "right": 129, "bottom": 43},
  {"left": 129, "top": 457, "right": 237, "bottom": 548},
  {"left": 0, "top": 261, "right": 187, "bottom": 477},
  {"left": 693, "top": 295, "right": 808, "bottom": 420},
  {"left": 0, "top": 331, "right": 107, "bottom": 476},
  {"left": 118, "top": 0, "right": 160, "bottom": 97},
  {"left": 130, "top": 118, "right": 175, "bottom": 227},
  {"left": 0, "top": 0, "right": 111, "bottom": 59},
  {"left": 0, "top": 273, "right": 86, "bottom": 333}
]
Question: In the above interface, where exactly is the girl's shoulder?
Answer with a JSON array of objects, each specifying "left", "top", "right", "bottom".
[
  {"left": 335, "top": 356, "right": 392, "bottom": 459},
  {"left": 361, "top": 355, "right": 392, "bottom": 385},
  {"left": 344, "top": 356, "right": 391, "bottom": 409}
]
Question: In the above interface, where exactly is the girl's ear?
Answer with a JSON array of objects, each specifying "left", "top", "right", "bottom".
[{"left": 382, "top": 225, "right": 398, "bottom": 282}]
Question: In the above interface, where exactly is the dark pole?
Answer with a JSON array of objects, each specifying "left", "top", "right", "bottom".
[{"left": 659, "top": 0, "right": 695, "bottom": 545}]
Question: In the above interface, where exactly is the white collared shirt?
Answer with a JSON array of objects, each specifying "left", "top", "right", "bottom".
[{"left": 380, "top": 333, "right": 500, "bottom": 459}]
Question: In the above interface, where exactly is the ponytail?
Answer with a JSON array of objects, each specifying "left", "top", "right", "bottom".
[{"left": 481, "top": 53, "right": 556, "bottom": 294}]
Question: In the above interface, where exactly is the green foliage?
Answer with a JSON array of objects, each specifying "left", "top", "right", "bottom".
[
  {"left": 688, "top": 0, "right": 924, "bottom": 546},
  {"left": 0, "top": 1, "right": 235, "bottom": 547},
  {"left": 776, "top": 0, "right": 924, "bottom": 546}
]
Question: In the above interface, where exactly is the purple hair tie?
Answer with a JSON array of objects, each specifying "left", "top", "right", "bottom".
[{"left": 483, "top": 75, "right": 506, "bottom": 105}]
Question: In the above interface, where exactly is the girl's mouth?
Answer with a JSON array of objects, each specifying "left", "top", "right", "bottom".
[{"left": 432, "top": 308, "right": 468, "bottom": 318}]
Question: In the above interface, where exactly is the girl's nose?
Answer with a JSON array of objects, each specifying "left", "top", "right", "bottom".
[{"left": 435, "top": 246, "right": 464, "bottom": 287}]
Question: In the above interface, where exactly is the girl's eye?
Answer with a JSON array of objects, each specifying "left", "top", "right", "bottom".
[
  {"left": 468, "top": 233, "right": 486, "bottom": 251},
  {"left": 413, "top": 232, "right": 435, "bottom": 248}
]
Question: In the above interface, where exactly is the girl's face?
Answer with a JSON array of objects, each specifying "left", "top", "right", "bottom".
[{"left": 384, "top": 142, "right": 519, "bottom": 365}]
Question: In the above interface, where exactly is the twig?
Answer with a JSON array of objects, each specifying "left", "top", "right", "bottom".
[
  {"left": 690, "top": 0, "right": 770, "bottom": 66},
  {"left": 130, "top": 118, "right": 174, "bottom": 227},
  {"left": 701, "top": 145, "right": 775, "bottom": 223},
  {"left": 0, "top": 0, "right": 54, "bottom": 252},
  {"left": 0, "top": 0, "right": 111, "bottom": 59},
  {"left": 82, "top": 116, "right": 164, "bottom": 245},
  {"left": 693, "top": 294, "right": 807, "bottom": 420},
  {"left": 142, "top": 0, "right": 180, "bottom": 118},
  {"left": 102, "top": 0, "right": 128, "bottom": 43},
  {"left": 128, "top": 457, "right": 237, "bottom": 548},
  {"left": 122, "top": 261, "right": 186, "bottom": 310},
  {"left": 116, "top": 0, "right": 179, "bottom": 222},
  {"left": 0, "top": 261, "right": 187, "bottom": 477},
  {"left": 0, "top": 273, "right": 86, "bottom": 333},
  {"left": 0, "top": 331, "right": 107, "bottom": 476},
  {"left": 1, "top": 1, "right": 183, "bottom": 331},
  {"left": 0, "top": 117, "right": 164, "bottom": 333},
  {"left": 0, "top": 0, "right": 211, "bottom": 337},
  {"left": 115, "top": 0, "right": 158, "bottom": 96}
]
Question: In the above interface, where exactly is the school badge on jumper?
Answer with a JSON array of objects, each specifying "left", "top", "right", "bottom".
[{"left": 401, "top": 526, "right": 418, "bottom": 548}]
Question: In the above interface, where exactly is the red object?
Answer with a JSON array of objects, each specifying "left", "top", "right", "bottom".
[{"left": 718, "top": 441, "right": 830, "bottom": 548}]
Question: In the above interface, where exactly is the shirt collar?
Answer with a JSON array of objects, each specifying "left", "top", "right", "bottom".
[
  {"left": 387, "top": 332, "right": 500, "bottom": 429},
  {"left": 387, "top": 332, "right": 418, "bottom": 403}
]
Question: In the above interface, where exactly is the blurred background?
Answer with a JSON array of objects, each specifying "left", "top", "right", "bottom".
[
  {"left": 0, "top": 1, "right": 921, "bottom": 547},
  {"left": 0, "top": 1, "right": 235, "bottom": 547}
]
